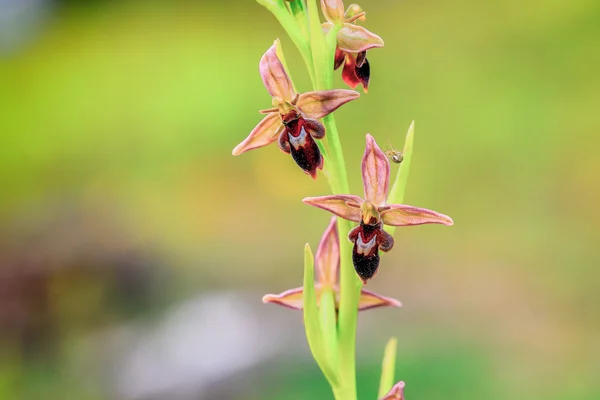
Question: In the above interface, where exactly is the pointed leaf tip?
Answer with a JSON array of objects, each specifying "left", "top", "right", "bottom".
[
  {"left": 386, "top": 121, "right": 415, "bottom": 213},
  {"left": 378, "top": 337, "right": 398, "bottom": 398}
]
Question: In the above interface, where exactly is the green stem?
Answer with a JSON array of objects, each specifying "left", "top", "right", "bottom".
[
  {"left": 305, "top": 1, "right": 359, "bottom": 399},
  {"left": 266, "top": 1, "right": 361, "bottom": 398},
  {"left": 336, "top": 218, "right": 361, "bottom": 400},
  {"left": 288, "top": 0, "right": 309, "bottom": 39}
]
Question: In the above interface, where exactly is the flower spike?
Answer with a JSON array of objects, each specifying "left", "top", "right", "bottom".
[
  {"left": 303, "top": 134, "right": 453, "bottom": 283},
  {"left": 263, "top": 217, "right": 401, "bottom": 310},
  {"left": 233, "top": 40, "right": 360, "bottom": 179}
]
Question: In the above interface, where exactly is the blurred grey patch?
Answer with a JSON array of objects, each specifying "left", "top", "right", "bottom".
[
  {"left": 0, "top": 0, "right": 51, "bottom": 56},
  {"left": 80, "top": 291, "right": 303, "bottom": 400}
]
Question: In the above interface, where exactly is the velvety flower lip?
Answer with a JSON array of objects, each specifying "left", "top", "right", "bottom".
[
  {"left": 262, "top": 217, "right": 401, "bottom": 311},
  {"left": 321, "top": 1, "right": 384, "bottom": 92},
  {"left": 381, "top": 381, "right": 406, "bottom": 400},
  {"left": 232, "top": 40, "right": 359, "bottom": 179},
  {"left": 303, "top": 134, "right": 453, "bottom": 283}
]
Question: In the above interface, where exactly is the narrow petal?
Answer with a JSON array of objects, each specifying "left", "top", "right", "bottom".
[
  {"left": 337, "top": 24, "right": 384, "bottom": 53},
  {"left": 321, "top": 0, "right": 344, "bottom": 22},
  {"left": 260, "top": 40, "right": 295, "bottom": 102},
  {"left": 381, "top": 381, "right": 406, "bottom": 400},
  {"left": 322, "top": 22, "right": 334, "bottom": 35},
  {"left": 303, "top": 195, "right": 363, "bottom": 222},
  {"left": 297, "top": 89, "right": 359, "bottom": 119},
  {"left": 341, "top": 55, "right": 361, "bottom": 89},
  {"left": 380, "top": 204, "right": 454, "bottom": 227},
  {"left": 362, "top": 134, "right": 390, "bottom": 205},
  {"left": 358, "top": 288, "right": 402, "bottom": 311},
  {"left": 315, "top": 217, "right": 339, "bottom": 288},
  {"left": 232, "top": 113, "right": 283, "bottom": 155}
]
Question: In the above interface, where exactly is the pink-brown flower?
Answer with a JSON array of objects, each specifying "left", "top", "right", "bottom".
[
  {"left": 232, "top": 40, "right": 360, "bottom": 179},
  {"left": 381, "top": 381, "right": 406, "bottom": 400},
  {"left": 262, "top": 216, "right": 401, "bottom": 311},
  {"left": 303, "top": 134, "right": 453, "bottom": 283},
  {"left": 322, "top": 1, "right": 384, "bottom": 92}
]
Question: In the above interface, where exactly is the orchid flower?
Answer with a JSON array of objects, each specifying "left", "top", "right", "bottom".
[
  {"left": 381, "top": 381, "right": 406, "bottom": 400},
  {"left": 263, "top": 216, "right": 401, "bottom": 311},
  {"left": 322, "top": 1, "right": 384, "bottom": 92},
  {"left": 303, "top": 134, "right": 454, "bottom": 283},
  {"left": 232, "top": 40, "right": 360, "bottom": 178}
]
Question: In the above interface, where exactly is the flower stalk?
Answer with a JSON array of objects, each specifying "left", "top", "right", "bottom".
[{"left": 237, "top": 1, "right": 454, "bottom": 399}]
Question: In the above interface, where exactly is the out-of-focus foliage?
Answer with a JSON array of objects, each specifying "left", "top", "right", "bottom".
[{"left": 0, "top": 0, "right": 599, "bottom": 399}]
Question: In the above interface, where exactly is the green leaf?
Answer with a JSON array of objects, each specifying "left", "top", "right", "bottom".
[
  {"left": 303, "top": 244, "right": 339, "bottom": 387},
  {"left": 274, "top": 39, "right": 297, "bottom": 94},
  {"left": 258, "top": 0, "right": 316, "bottom": 86},
  {"left": 306, "top": 0, "right": 331, "bottom": 90},
  {"left": 318, "top": 287, "right": 339, "bottom": 369},
  {"left": 384, "top": 121, "right": 415, "bottom": 236},
  {"left": 377, "top": 337, "right": 398, "bottom": 399},
  {"left": 287, "top": 0, "right": 309, "bottom": 39}
]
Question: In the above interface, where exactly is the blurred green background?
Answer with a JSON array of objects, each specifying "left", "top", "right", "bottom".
[{"left": 1, "top": 0, "right": 599, "bottom": 399}]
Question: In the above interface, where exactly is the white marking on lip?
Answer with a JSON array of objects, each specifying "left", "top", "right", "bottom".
[
  {"left": 288, "top": 127, "right": 308, "bottom": 150},
  {"left": 356, "top": 232, "right": 377, "bottom": 255}
]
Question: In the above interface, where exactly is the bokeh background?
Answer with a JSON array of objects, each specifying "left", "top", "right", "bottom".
[{"left": 1, "top": 0, "right": 599, "bottom": 399}]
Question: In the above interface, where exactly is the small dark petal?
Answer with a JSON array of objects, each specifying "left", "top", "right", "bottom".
[
  {"left": 278, "top": 130, "right": 291, "bottom": 153},
  {"left": 356, "top": 51, "right": 367, "bottom": 68},
  {"left": 334, "top": 48, "right": 346, "bottom": 70},
  {"left": 355, "top": 56, "right": 370, "bottom": 92},
  {"left": 348, "top": 224, "right": 361, "bottom": 242},
  {"left": 377, "top": 229, "right": 394, "bottom": 252},
  {"left": 304, "top": 118, "right": 326, "bottom": 139},
  {"left": 341, "top": 55, "right": 361, "bottom": 89}
]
